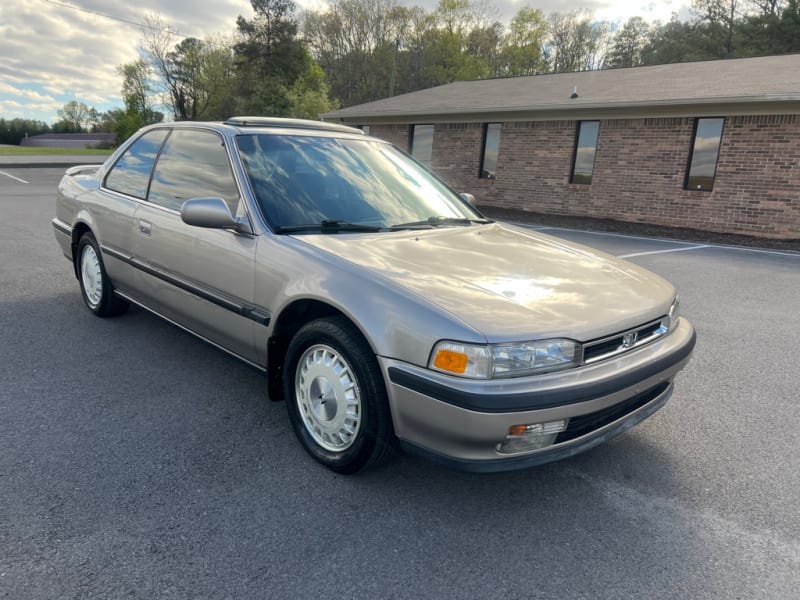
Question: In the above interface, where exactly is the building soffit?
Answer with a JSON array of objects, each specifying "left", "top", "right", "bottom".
[{"left": 331, "top": 99, "right": 800, "bottom": 125}]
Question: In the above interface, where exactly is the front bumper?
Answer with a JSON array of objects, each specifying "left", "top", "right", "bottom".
[
  {"left": 52, "top": 218, "right": 73, "bottom": 261},
  {"left": 380, "top": 318, "right": 696, "bottom": 472}
]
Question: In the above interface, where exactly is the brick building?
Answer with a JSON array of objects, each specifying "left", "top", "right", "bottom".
[{"left": 323, "top": 54, "right": 800, "bottom": 240}]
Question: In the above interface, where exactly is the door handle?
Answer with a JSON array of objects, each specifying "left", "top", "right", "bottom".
[{"left": 138, "top": 220, "right": 152, "bottom": 236}]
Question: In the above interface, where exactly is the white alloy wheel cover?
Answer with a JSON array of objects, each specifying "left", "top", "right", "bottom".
[
  {"left": 81, "top": 245, "right": 103, "bottom": 308},
  {"left": 295, "top": 344, "right": 362, "bottom": 452}
]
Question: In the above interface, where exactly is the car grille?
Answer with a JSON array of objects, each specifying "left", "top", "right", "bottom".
[
  {"left": 582, "top": 318, "right": 668, "bottom": 364},
  {"left": 555, "top": 382, "right": 670, "bottom": 444}
]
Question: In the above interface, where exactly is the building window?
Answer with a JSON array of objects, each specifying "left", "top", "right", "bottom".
[
  {"left": 410, "top": 124, "right": 433, "bottom": 166},
  {"left": 570, "top": 121, "right": 600, "bottom": 185},
  {"left": 686, "top": 117, "right": 724, "bottom": 191},
  {"left": 479, "top": 123, "right": 501, "bottom": 179}
]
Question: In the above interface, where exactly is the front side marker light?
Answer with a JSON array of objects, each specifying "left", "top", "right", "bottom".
[
  {"left": 432, "top": 349, "right": 468, "bottom": 374},
  {"left": 429, "top": 341, "right": 492, "bottom": 378}
]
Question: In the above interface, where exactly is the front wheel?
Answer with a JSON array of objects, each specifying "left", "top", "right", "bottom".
[
  {"left": 76, "top": 233, "right": 129, "bottom": 317},
  {"left": 284, "top": 317, "right": 396, "bottom": 473}
]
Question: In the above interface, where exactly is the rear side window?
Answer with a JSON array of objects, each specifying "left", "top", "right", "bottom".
[
  {"left": 104, "top": 129, "right": 169, "bottom": 199},
  {"left": 148, "top": 129, "right": 240, "bottom": 212}
]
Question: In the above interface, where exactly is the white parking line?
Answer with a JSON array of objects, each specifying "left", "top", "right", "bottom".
[
  {"left": 0, "top": 170, "right": 29, "bottom": 184},
  {"left": 511, "top": 221, "right": 705, "bottom": 245},
  {"left": 618, "top": 245, "right": 710, "bottom": 259},
  {"left": 512, "top": 222, "right": 800, "bottom": 258}
]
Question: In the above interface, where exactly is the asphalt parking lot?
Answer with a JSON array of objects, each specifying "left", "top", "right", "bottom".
[{"left": 2, "top": 166, "right": 799, "bottom": 599}]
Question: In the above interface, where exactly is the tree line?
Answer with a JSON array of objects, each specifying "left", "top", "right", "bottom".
[
  {"left": 306, "top": 0, "right": 800, "bottom": 105},
  {"left": 4, "top": 0, "right": 799, "bottom": 146}
]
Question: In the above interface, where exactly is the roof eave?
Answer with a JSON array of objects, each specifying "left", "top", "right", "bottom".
[{"left": 323, "top": 95, "right": 800, "bottom": 123}]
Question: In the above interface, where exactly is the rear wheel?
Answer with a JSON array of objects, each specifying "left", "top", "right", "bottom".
[
  {"left": 284, "top": 317, "right": 396, "bottom": 473},
  {"left": 77, "top": 233, "right": 129, "bottom": 317}
]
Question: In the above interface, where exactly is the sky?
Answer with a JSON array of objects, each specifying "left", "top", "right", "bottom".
[{"left": 0, "top": 0, "right": 691, "bottom": 125}]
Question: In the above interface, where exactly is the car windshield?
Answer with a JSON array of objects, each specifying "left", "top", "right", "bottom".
[{"left": 236, "top": 133, "right": 485, "bottom": 232}]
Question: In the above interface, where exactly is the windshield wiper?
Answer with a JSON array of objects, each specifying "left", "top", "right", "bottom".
[
  {"left": 274, "top": 220, "right": 383, "bottom": 234},
  {"left": 389, "top": 216, "right": 493, "bottom": 230}
]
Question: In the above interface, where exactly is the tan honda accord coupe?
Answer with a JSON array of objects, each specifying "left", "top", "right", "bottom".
[{"left": 53, "top": 117, "right": 696, "bottom": 473}]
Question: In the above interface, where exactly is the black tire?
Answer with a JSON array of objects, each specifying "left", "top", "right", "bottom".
[
  {"left": 76, "top": 233, "right": 129, "bottom": 317},
  {"left": 284, "top": 316, "right": 396, "bottom": 474}
]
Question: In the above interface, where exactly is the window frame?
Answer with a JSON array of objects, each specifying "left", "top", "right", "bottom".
[
  {"left": 569, "top": 120, "right": 600, "bottom": 185},
  {"left": 102, "top": 128, "right": 170, "bottom": 200},
  {"left": 409, "top": 124, "right": 434, "bottom": 166},
  {"left": 146, "top": 128, "right": 241, "bottom": 214},
  {"left": 478, "top": 123, "right": 502, "bottom": 180},
  {"left": 685, "top": 117, "right": 725, "bottom": 192}
]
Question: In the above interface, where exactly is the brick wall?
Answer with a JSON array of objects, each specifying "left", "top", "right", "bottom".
[
  {"left": 370, "top": 116, "right": 800, "bottom": 239},
  {"left": 369, "top": 124, "right": 409, "bottom": 151}
]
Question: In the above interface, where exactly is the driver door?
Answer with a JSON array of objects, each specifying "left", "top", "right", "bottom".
[{"left": 130, "top": 128, "right": 259, "bottom": 363}]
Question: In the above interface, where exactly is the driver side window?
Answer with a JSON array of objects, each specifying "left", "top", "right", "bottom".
[{"left": 148, "top": 129, "right": 240, "bottom": 213}]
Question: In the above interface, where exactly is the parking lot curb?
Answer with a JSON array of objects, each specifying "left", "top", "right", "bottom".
[{"left": 0, "top": 158, "right": 105, "bottom": 169}]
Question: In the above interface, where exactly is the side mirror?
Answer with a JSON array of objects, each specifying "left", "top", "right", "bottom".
[
  {"left": 460, "top": 192, "right": 476, "bottom": 206},
  {"left": 181, "top": 197, "right": 242, "bottom": 230}
]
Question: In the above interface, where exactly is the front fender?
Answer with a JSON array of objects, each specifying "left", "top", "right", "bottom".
[{"left": 256, "top": 235, "right": 486, "bottom": 369}]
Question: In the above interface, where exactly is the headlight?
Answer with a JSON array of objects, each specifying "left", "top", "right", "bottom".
[{"left": 430, "top": 339, "right": 578, "bottom": 379}]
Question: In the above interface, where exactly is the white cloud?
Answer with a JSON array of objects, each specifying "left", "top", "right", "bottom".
[{"left": 0, "top": 82, "right": 56, "bottom": 104}]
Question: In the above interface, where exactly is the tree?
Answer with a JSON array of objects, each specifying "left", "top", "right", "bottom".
[
  {"left": 502, "top": 7, "right": 548, "bottom": 76},
  {"left": 546, "top": 10, "right": 611, "bottom": 73},
  {"left": 772, "top": 0, "right": 800, "bottom": 51},
  {"left": 118, "top": 59, "right": 153, "bottom": 117},
  {"left": 195, "top": 39, "right": 238, "bottom": 120},
  {"left": 435, "top": 0, "right": 474, "bottom": 35},
  {"left": 113, "top": 59, "right": 163, "bottom": 143},
  {"left": 0, "top": 118, "right": 50, "bottom": 145},
  {"left": 164, "top": 37, "right": 208, "bottom": 120},
  {"left": 234, "top": 0, "right": 317, "bottom": 115},
  {"left": 55, "top": 100, "right": 95, "bottom": 132},
  {"left": 737, "top": 0, "right": 800, "bottom": 55},
  {"left": 607, "top": 16, "right": 651, "bottom": 68},
  {"left": 287, "top": 61, "right": 336, "bottom": 118},
  {"left": 692, "top": 0, "right": 741, "bottom": 57},
  {"left": 303, "top": 0, "right": 406, "bottom": 106},
  {"left": 138, "top": 14, "right": 182, "bottom": 118},
  {"left": 421, "top": 0, "right": 497, "bottom": 85},
  {"left": 745, "top": 0, "right": 786, "bottom": 15},
  {"left": 641, "top": 17, "right": 708, "bottom": 64},
  {"left": 466, "top": 21, "right": 505, "bottom": 78}
]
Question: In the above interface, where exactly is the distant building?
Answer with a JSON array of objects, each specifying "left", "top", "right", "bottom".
[
  {"left": 21, "top": 132, "right": 115, "bottom": 149},
  {"left": 324, "top": 54, "right": 800, "bottom": 240}
]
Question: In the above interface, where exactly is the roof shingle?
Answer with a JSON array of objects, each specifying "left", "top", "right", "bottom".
[{"left": 324, "top": 54, "right": 800, "bottom": 121}]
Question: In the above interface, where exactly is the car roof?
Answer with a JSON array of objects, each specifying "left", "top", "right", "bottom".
[{"left": 160, "top": 117, "right": 369, "bottom": 142}]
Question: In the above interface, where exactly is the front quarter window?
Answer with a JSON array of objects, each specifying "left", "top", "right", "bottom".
[{"left": 104, "top": 129, "right": 169, "bottom": 199}]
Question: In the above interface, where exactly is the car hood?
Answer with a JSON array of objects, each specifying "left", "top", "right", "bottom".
[{"left": 295, "top": 223, "right": 675, "bottom": 342}]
